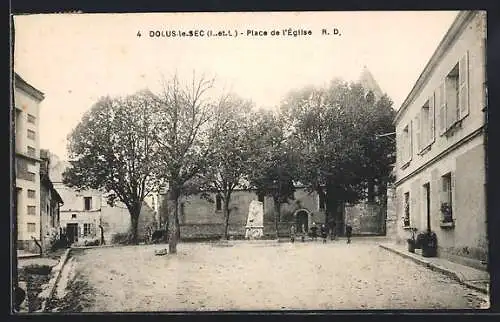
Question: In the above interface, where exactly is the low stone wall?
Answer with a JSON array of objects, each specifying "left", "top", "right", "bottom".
[
  {"left": 179, "top": 224, "right": 246, "bottom": 240},
  {"left": 18, "top": 240, "right": 42, "bottom": 254}
]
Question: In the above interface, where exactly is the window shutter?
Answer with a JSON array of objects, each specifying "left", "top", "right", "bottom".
[
  {"left": 408, "top": 121, "right": 413, "bottom": 162},
  {"left": 397, "top": 132, "right": 402, "bottom": 166},
  {"left": 429, "top": 93, "right": 435, "bottom": 143},
  {"left": 414, "top": 114, "right": 420, "bottom": 153},
  {"left": 437, "top": 84, "right": 446, "bottom": 135},
  {"left": 445, "top": 77, "right": 457, "bottom": 128},
  {"left": 459, "top": 51, "right": 470, "bottom": 120}
]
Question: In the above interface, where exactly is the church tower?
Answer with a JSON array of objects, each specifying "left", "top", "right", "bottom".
[{"left": 358, "top": 65, "right": 384, "bottom": 100}]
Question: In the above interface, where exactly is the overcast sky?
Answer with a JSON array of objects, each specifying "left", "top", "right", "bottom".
[{"left": 13, "top": 11, "right": 459, "bottom": 160}]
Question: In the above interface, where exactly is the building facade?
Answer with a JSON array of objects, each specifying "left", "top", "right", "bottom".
[
  {"left": 159, "top": 187, "right": 328, "bottom": 239},
  {"left": 14, "top": 73, "right": 44, "bottom": 253},
  {"left": 40, "top": 149, "right": 64, "bottom": 251},
  {"left": 393, "top": 11, "right": 487, "bottom": 268},
  {"left": 49, "top": 154, "right": 156, "bottom": 244}
]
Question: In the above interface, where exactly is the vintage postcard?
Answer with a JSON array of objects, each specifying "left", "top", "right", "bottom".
[{"left": 11, "top": 11, "right": 489, "bottom": 312}]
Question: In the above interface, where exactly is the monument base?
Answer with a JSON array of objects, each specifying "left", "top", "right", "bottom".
[{"left": 245, "top": 226, "right": 264, "bottom": 239}]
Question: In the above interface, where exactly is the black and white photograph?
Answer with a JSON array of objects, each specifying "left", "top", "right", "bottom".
[{"left": 10, "top": 10, "right": 490, "bottom": 312}]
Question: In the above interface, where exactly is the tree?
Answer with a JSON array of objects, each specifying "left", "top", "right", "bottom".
[
  {"left": 282, "top": 79, "right": 395, "bottom": 235},
  {"left": 152, "top": 73, "right": 223, "bottom": 254},
  {"left": 63, "top": 90, "right": 163, "bottom": 244},
  {"left": 198, "top": 95, "right": 254, "bottom": 240},
  {"left": 246, "top": 110, "right": 298, "bottom": 238}
]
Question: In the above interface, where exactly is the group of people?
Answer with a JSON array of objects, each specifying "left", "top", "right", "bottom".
[{"left": 289, "top": 222, "right": 353, "bottom": 244}]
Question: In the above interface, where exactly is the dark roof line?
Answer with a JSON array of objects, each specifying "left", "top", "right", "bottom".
[{"left": 14, "top": 72, "right": 45, "bottom": 101}]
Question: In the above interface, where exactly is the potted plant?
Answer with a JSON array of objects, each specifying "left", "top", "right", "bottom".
[
  {"left": 440, "top": 203, "right": 453, "bottom": 223},
  {"left": 406, "top": 227, "right": 417, "bottom": 253},
  {"left": 403, "top": 203, "right": 410, "bottom": 227},
  {"left": 421, "top": 230, "right": 438, "bottom": 257}
]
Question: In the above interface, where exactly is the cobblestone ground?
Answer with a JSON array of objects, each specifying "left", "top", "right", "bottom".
[{"left": 65, "top": 240, "right": 489, "bottom": 311}]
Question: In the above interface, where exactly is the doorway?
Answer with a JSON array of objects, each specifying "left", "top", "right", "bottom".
[
  {"left": 66, "top": 223, "right": 79, "bottom": 244},
  {"left": 423, "top": 183, "right": 431, "bottom": 231}
]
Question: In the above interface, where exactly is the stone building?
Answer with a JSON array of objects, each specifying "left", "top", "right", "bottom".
[
  {"left": 49, "top": 154, "right": 156, "bottom": 244},
  {"left": 159, "top": 186, "right": 327, "bottom": 239},
  {"left": 393, "top": 11, "right": 487, "bottom": 268},
  {"left": 39, "top": 149, "right": 64, "bottom": 251},
  {"left": 14, "top": 73, "right": 44, "bottom": 253}
]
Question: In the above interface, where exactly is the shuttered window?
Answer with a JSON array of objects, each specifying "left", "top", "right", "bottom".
[
  {"left": 429, "top": 93, "right": 435, "bottom": 143},
  {"left": 458, "top": 51, "right": 470, "bottom": 120},
  {"left": 437, "top": 83, "right": 446, "bottom": 135},
  {"left": 414, "top": 114, "right": 421, "bottom": 153}
]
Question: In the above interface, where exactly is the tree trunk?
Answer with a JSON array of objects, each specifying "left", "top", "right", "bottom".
[
  {"left": 223, "top": 197, "right": 231, "bottom": 240},
  {"left": 129, "top": 202, "right": 142, "bottom": 244},
  {"left": 168, "top": 188, "right": 180, "bottom": 254},
  {"left": 367, "top": 178, "right": 375, "bottom": 203},
  {"left": 274, "top": 197, "right": 281, "bottom": 239},
  {"left": 325, "top": 185, "right": 341, "bottom": 237},
  {"left": 130, "top": 214, "right": 139, "bottom": 244}
]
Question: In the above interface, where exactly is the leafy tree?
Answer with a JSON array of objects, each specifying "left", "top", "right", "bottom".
[
  {"left": 152, "top": 73, "right": 224, "bottom": 254},
  {"left": 281, "top": 79, "right": 395, "bottom": 235},
  {"left": 246, "top": 110, "right": 299, "bottom": 238},
  {"left": 198, "top": 95, "right": 254, "bottom": 240},
  {"left": 63, "top": 91, "right": 163, "bottom": 244}
]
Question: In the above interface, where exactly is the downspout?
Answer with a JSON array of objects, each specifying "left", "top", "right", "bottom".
[{"left": 482, "top": 30, "right": 488, "bottom": 270}]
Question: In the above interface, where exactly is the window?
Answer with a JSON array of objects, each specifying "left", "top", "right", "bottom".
[
  {"left": 318, "top": 192, "right": 326, "bottom": 210},
  {"left": 27, "top": 189, "right": 36, "bottom": 199},
  {"left": 84, "top": 197, "right": 92, "bottom": 210},
  {"left": 27, "top": 223, "right": 36, "bottom": 233},
  {"left": 27, "top": 114, "right": 36, "bottom": 124},
  {"left": 27, "top": 172, "right": 36, "bottom": 182},
  {"left": 439, "top": 52, "right": 469, "bottom": 134},
  {"left": 403, "top": 192, "right": 410, "bottom": 227},
  {"left": 27, "top": 129, "right": 36, "bottom": 140},
  {"left": 445, "top": 63, "right": 459, "bottom": 128},
  {"left": 83, "top": 223, "right": 93, "bottom": 237},
  {"left": 419, "top": 96, "right": 435, "bottom": 151},
  {"left": 27, "top": 205, "right": 36, "bottom": 215},
  {"left": 27, "top": 146, "right": 36, "bottom": 157},
  {"left": 215, "top": 194, "right": 222, "bottom": 211},
  {"left": 71, "top": 214, "right": 77, "bottom": 219},
  {"left": 441, "top": 173, "right": 453, "bottom": 223},
  {"left": 399, "top": 122, "right": 412, "bottom": 167}
]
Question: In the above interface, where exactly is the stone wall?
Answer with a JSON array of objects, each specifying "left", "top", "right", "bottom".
[
  {"left": 385, "top": 185, "right": 398, "bottom": 242},
  {"left": 344, "top": 203, "right": 386, "bottom": 236}
]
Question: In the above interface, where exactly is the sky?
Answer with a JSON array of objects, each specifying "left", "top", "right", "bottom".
[{"left": 13, "top": 11, "right": 459, "bottom": 160}]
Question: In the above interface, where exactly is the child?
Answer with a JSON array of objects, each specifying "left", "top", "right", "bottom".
[
  {"left": 290, "top": 224, "right": 296, "bottom": 243},
  {"left": 320, "top": 224, "right": 328, "bottom": 243},
  {"left": 345, "top": 224, "right": 353, "bottom": 244},
  {"left": 310, "top": 222, "right": 318, "bottom": 241}
]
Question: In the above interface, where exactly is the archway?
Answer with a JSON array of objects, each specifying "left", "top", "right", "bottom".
[{"left": 293, "top": 208, "right": 311, "bottom": 234}]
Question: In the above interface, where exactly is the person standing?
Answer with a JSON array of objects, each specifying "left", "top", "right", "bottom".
[
  {"left": 310, "top": 222, "right": 318, "bottom": 241},
  {"left": 290, "top": 224, "right": 296, "bottom": 243},
  {"left": 301, "top": 223, "right": 306, "bottom": 242},
  {"left": 330, "top": 221, "right": 337, "bottom": 241},
  {"left": 320, "top": 224, "right": 328, "bottom": 244},
  {"left": 345, "top": 224, "right": 353, "bottom": 244}
]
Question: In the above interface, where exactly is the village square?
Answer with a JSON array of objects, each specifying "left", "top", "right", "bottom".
[{"left": 11, "top": 11, "right": 489, "bottom": 312}]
